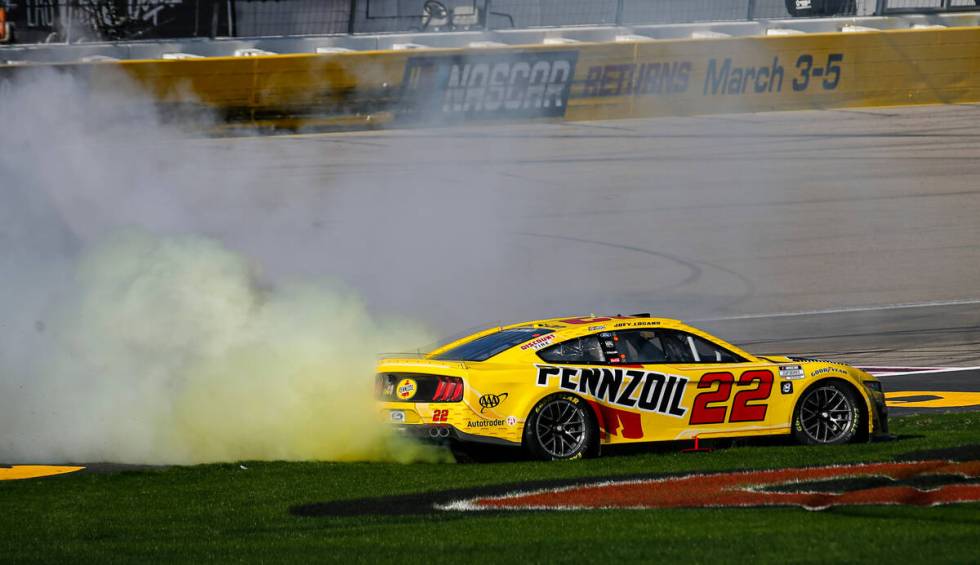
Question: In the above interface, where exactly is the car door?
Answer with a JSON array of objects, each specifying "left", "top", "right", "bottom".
[
  {"left": 535, "top": 331, "right": 678, "bottom": 443},
  {"left": 615, "top": 329, "right": 784, "bottom": 440}
]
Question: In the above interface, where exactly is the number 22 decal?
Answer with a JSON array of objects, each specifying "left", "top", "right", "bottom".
[
  {"left": 688, "top": 370, "right": 774, "bottom": 425},
  {"left": 432, "top": 409, "right": 449, "bottom": 423}
]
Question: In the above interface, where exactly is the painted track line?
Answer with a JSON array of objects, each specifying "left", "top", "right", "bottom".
[
  {"left": 859, "top": 366, "right": 980, "bottom": 378},
  {"left": 694, "top": 298, "right": 980, "bottom": 322}
]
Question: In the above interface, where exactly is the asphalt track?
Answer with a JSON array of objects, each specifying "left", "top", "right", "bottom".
[
  {"left": 207, "top": 103, "right": 980, "bottom": 412},
  {"left": 215, "top": 104, "right": 980, "bottom": 324}
]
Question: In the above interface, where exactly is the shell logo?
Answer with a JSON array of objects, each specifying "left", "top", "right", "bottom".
[{"left": 396, "top": 378, "right": 418, "bottom": 401}]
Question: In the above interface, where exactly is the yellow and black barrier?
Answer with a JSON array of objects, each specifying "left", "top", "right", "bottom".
[{"left": 6, "top": 26, "right": 980, "bottom": 129}]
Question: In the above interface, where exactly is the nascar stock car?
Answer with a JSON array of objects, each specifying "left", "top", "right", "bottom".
[{"left": 376, "top": 315, "right": 888, "bottom": 460}]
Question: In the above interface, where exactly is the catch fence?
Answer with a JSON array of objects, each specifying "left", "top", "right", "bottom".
[{"left": 0, "top": 0, "right": 971, "bottom": 45}]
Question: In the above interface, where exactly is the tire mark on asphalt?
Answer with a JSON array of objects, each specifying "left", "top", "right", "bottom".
[
  {"left": 518, "top": 232, "right": 702, "bottom": 291},
  {"left": 517, "top": 232, "right": 756, "bottom": 313}
]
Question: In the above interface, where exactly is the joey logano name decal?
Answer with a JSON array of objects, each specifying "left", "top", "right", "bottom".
[{"left": 536, "top": 365, "right": 688, "bottom": 418}]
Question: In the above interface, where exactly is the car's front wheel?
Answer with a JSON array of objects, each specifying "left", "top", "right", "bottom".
[
  {"left": 792, "top": 381, "right": 862, "bottom": 445},
  {"left": 524, "top": 393, "right": 596, "bottom": 461}
]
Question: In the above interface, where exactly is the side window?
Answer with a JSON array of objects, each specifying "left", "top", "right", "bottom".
[
  {"left": 537, "top": 335, "right": 606, "bottom": 364},
  {"left": 673, "top": 331, "right": 745, "bottom": 363},
  {"left": 615, "top": 330, "right": 668, "bottom": 363},
  {"left": 659, "top": 331, "right": 697, "bottom": 363},
  {"left": 614, "top": 330, "right": 746, "bottom": 364}
]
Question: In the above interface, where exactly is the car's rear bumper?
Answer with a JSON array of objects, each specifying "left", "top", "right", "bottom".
[{"left": 390, "top": 423, "right": 521, "bottom": 447}]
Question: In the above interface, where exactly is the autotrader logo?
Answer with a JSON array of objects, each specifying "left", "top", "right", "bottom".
[{"left": 400, "top": 51, "right": 578, "bottom": 121}]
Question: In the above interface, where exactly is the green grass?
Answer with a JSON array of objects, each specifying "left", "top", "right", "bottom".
[{"left": 2, "top": 413, "right": 979, "bottom": 563}]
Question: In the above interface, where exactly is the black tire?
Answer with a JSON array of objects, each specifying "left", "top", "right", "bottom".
[
  {"left": 792, "top": 381, "right": 862, "bottom": 445},
  {"left": 524, "top": 393, "right": 596, "bottom": 461}
]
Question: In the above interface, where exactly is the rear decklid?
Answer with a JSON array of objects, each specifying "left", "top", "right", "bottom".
[{"left": 376, "top": 358, "right": 468, "bottom": 403}]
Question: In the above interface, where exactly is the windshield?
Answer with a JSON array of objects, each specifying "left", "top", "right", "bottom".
[{"left": 431, "top": 327, "right": 554, "bottom": 361}]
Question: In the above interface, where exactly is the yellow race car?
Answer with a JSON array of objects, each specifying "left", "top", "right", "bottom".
[{"left": 376, "top": 314, "right": 888, "bottom": 460}]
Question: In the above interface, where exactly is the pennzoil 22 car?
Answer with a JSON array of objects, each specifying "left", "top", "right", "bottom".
[{"left": 376, "top": 315, "right": 888, "bottom": 460}]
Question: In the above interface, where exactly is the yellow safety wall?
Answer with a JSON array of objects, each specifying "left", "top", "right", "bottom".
[
  {"left": 10, "top": 26, "right": 980, "bottom": 127},
  {"left": 561, "top": 27, "right": 980, "bottom": 120}
]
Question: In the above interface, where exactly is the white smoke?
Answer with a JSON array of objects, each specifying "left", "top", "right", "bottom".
[
  {"left": 6, "top": 230, "right": 443, "bottom": 464},
  {"left": 0, "top": 69, "right": 477, "bottom": 464}
]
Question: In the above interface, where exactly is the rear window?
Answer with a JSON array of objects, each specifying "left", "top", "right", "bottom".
[
  {"left": 537, "top": 335, "right": 606, "bottom": 364},
  {"left": 431, "top": 327, "right": 554, "bottom": 362}
]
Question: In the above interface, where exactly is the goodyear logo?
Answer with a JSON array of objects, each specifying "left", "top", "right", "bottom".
[
  {"left": 400, "top": 51, "right": 578, "bottom": 120},
  {"left": 396, "top": 378, "right": 418, "bottom": 401}
]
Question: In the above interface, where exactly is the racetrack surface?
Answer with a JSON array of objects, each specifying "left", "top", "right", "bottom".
[
  {"left": 214, "top": 104, "right": 980, "bottom": 323},
  {"left": 206, "top": 103, "right": 980, "bottom": 410}
]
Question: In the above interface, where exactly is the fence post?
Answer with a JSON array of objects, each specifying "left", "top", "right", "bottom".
[
  {"left": 348, "top": 0, "right": 358, "bottom": 34},
  {"left": 65, "top": 0, "right": 73, "bottom": 44},
  {"left": 747, "top": 0, "right": 757, "bottom": 20},
  {"left": 485, "top": 0, "right": 492, "bottom": 30},
  {"left": 615, "top": 0, "right": 624, "bottom": 25},
  {"left": 875, "top": 0, "right": 888, "bottom": 15},
  {"left": 210, "top": 0, "right": 220, "bottom": 38}
]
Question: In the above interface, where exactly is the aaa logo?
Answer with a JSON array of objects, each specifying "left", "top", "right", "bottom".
[{"left": 479, "top": 392, "right": 508, "bottom": 413}]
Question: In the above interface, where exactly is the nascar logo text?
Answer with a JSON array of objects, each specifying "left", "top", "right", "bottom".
[
  {"left": 442, "top": 60, "right": 573, "bottom": 113},
  {"left": 401, "top": 52, "right": 578, "bottom": 119},
  {"left": 536, "top": 365, "right": 688, "bottom": 418}
]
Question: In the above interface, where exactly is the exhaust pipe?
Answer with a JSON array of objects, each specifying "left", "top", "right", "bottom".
[{"left": 427, "top": 427, "right": 452, "bottom": 439}]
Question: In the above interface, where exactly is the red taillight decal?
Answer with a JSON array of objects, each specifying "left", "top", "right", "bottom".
[
  {"left": 433, "top": 378, "right": 447, "bottom": 401},
  {"left": 452, "top": 380, "right": 463, "bottom": 401},
  {"left": 443, "top": 381, "right": 457, "bottom": 402}
]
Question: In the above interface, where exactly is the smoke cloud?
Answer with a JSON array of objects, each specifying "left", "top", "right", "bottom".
[
  {"left": 4, "top": 230, "right": 441, "bottom": 464},
  {"left": 0, "top": 69, "right": 502, "bottom": 464}
]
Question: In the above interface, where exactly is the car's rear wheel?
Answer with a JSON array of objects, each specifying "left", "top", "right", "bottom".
[
  {"left": 792, "top": 381, "right": 862, "bottom": 445},
  {"left": 524, "top": 393, "right": 596, "bottom": 461}
]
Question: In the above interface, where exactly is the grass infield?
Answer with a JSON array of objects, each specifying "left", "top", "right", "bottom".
[{"left": 2, "top": 412, "right": 978, "bottom": 563}]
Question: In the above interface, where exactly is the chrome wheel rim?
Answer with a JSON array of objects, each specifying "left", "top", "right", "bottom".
[
  {"left": 535, "top": 399, "right": 587, "bottom": 458},
  {"left": 800, "top": 386, "right": 854, "bottom": 443}
]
